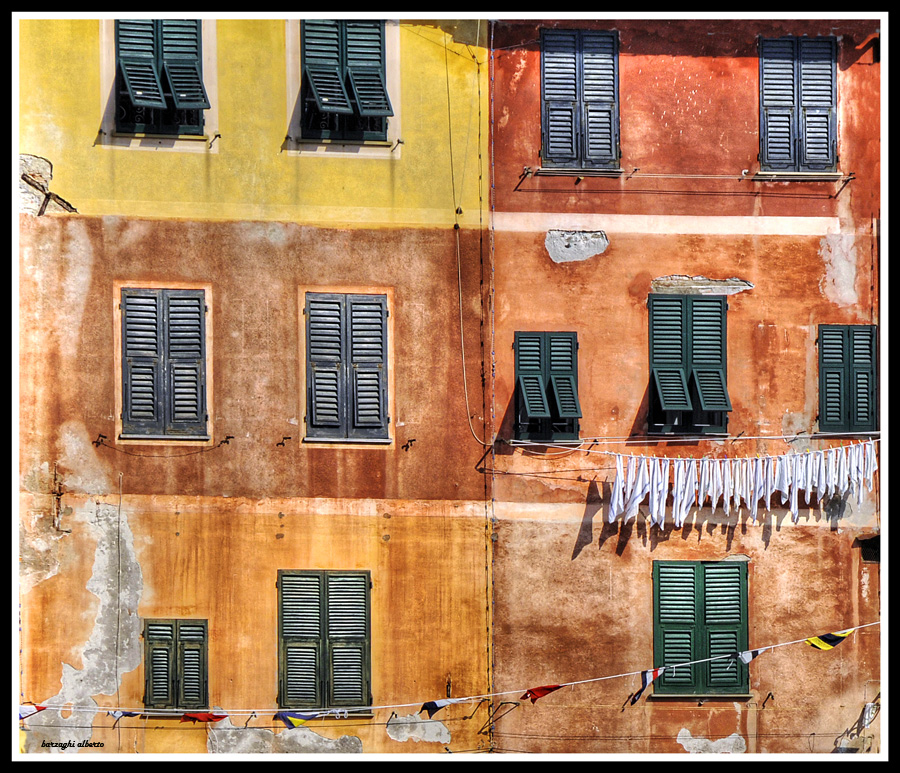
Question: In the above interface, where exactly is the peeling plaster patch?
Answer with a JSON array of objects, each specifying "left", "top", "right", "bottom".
[
  {"left": 545, "top": 230, "right": 609, "bottom": 263},
  {"left": 677, "top": 728, "right": 747, "bottom": 753},
  {"left": 24, "top": 503, "right": 143, "bottom": 753},
  {"left": 819, "top": 234, "right": 859, "bottom": 307},
  {"left": 19, "top": 154, "right": 77, "bottom": 215},
  {"left": 651, "top": 275, "right": 754, "bottom": 295},
  {"left": 386, "top": 712, "right": 451, "bottom": 744},
  {"left": 207, "top": 716, "right": 363, "bottom": 753},
  {"left": 19, "top": 510, "right": 68, "bottom": 594},
  {"left": 58, "top": 422, "right": 112, "bottom": 495}
]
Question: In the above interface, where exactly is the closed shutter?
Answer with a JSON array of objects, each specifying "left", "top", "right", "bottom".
[
  {"left": 122, "top": 289, "right": 164, "bottom": 435},
  {"left": 541, "top": 29, "right": 580, "bottom": 166},
  {"left": 161, "top": 20, "right": 210, "bottom": 110},
  {"left": 798, "top": 37, "right": 836, "bottom": 171},
  {"left": 515, "top": 332, "right": 550, "bottom": 419},
  {"left": 165, "top": 290, "right": 207, "bottom": 436},
  {"left": 649, "top": 296, "right": 692, "bottom": 412},
  {"left": 581, "top": 32, "right": 618, "bottom": 166},
  {"left": 849, "top": 326, "right": 877, "bottom": 431},
  {"left": 116, "top": 20, "right": 167, "bottom": 109},
  {"left": 145, "top": 621, "right": 176, "bottom": 709},
  {"left": 144, "top": 619, "right": 207, "bottom": 710},
  {"left": 345, "top": 21, "right": 393, "bottom": 117},
  {"left": 689, "top": 296, "right": 732, "bottom": 412},
  {"left": 654, "top": 562, "right": 699, "bottom": 692},
  {"left": 348, "top": 295, "right": 389, "bottom": 439},
  {"left": 280, "top": 573, "right": 323, "bottom": 708},
  {"left": 548, "top": 333, "right": 582, "bottom": 419},
  {"left": 306, "top": 294, "right": 346, "bottom": 437},
  {"left": 759, "top": 37, "right": 797, "bottom": 171},
  {"left": 818, "top": 326, "right": 847, "bottom": 431},
  {"left": 819, "top": 325, "right": 878, "bottom": 432},
  {"left": 702, "top": 563, "right": 746, "bottom": 692},
  {"left": 302, "top": 20, "right": 354, "bottom": 115},
  {"left": 176, "top": 621, "right": 208, "bottom": 709},
  {"left": 326, "top": 573, "right": 370, "bottom": 707}
]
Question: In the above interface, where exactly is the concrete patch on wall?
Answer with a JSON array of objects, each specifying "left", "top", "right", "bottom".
[
  {"left": 386, "top": 712, "right": 452, "bottom": 744},
  {"left": 677, "top": 728, "right": 747, "bottom": 753},
  {"left": 545, "top": 230, "right": 609, "bottom": 263},
  {"left": 651, "top": 275, "right": 754, "bottom": 295},
  {"left": 19, "top": 509, "right": 69, "bottom": 594},
  {"left": 819, "top": 234, "right": 859, "bottom": 307},
  {"left": 23, "top": 503, "right": 143, "bottom": 753},
  {"left": 207, "top": 716, "right": 363, "bottom": 753}
]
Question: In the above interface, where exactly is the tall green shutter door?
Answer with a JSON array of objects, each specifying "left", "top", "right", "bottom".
[
  {"left": 581, "top": 32, "right": 618, "bottom": 166},
  {"left": 326, "top": 573, "right": 370, "bottom": 707},
  {"left": 541, "top": 29, "right": 580, "bottom": 166},
  {"left": 702, "top": 563, "right": 747, "bottom": 692},
  {"left": 654, "top": 562, "right": 699, "bottom": 692},
  {"left": 818, "top": 325, "right": 847, "bottom": 431},
  {"left": 849, "top": 326, "right": 877, "bottom": 431},
  {"left": 798, "top": 37, "right": 836, "bottom": 171},
  {"left": 819, "top": 325, "right": 878, "bottom": 432},
  {"left": 280, "top": 573, "right": 324, "bottom": 708},
  {"left": 759, "top": 37, "right": 798, "bottom": 171},
  {"left": 348, "top": 295, "right": 389, "bottom": 439},
  {"left": 165, "top": 290, "right": 207, "bottom": 437},
  {"left": 122, "top": 289, "right": 164, "bottom": 436}
]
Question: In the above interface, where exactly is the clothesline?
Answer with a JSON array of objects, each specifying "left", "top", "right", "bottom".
[{"left": 19, "top": 622, "right": 881, "bottom": 720}]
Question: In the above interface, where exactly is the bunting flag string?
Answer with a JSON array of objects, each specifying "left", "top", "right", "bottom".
[{"left": 17, "top": 622, "right": 879, "bottom": 724}]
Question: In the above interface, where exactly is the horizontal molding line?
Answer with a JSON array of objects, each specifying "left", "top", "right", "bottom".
[{"left": 492, "top": 212, "right": 843, "bottom": 237}]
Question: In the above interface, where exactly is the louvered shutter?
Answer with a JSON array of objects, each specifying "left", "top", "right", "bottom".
[
  {"left": 818, "top": 326, "right": 847, "bottom": 431},
  {"left": 759, "top": 37, "right": 798, "bottom": 171},
  {"left": 302, "top": 20, "right": 354, "bottom": 115},
  {"left": 345, "top": 21, "right": 393, "bottom": 117},
  {"left": 165, "top": 290, "right": 207, "bottom": 437},
  {"left": 581, "top": 32, "right": 618, "bottom": 166},
  {"left": 819, "top": 325, "right": 878, "bottom": 432},
  {"left": 849, "top": 327, "right": 877, "bottom": 431},
  {"left": 325, "top": 573, "right": 370, "bottom": 707},
  {"left": 649, "top": 296, "right": 693, "bottom": 412},
  {"left": 176, "top": 620, "right": 208, "bottom": 709},
  {"left": 280, "top": 573, "right": 323, "bottom": 708},
  {"left": 702, "top": 563, "right": 747, "bottom": 693},
  {"left": 541, "top": 30, "right": 580, "bottom": 166},
  {"left": 122, "top": 289, "right": 164, "bottom": 436},
  {"left": 348, "top": 295, "right": 389, "bottom": 438},
  {"left": 161, "top": 20, "right": 210, "bottom": 110},
  {"left": 798, "top": 37, "right": 836, "bottom": 171},
  {"left": 116, "top": 20, "right": 167, "bottom": 109},
  {"left": 306, "top": 293, "right": 346, "bottom": 437},
  {"left": 515, "top": 332, "right": 551, "bottom": 419},
  {"left": 145, "top": 621, "right": 176, "bottom": 709},
  {"left": 548, "top": 333, "right": 582, "bottom": 419},
  {"left": 689, "top": 296, "right": 732, "bottom": 412},
  {"left": 654, "top": 563, "right": 699, "bottom": 692}
]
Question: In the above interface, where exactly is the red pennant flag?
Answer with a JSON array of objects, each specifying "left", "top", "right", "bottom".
[
  {"left": 181, "top": 712, "right": 228, "bottom": 723},
  {"left": 630, "top": 667, "right": 665, "bottom": 705},
  {"left": 521, "top": 684, "right": 563, "bottom": 704}
]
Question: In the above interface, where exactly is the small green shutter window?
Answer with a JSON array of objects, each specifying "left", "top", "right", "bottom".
[
  {"left": 648, "top": 295, "right": 731, "bottom": 434},
  {"left": 514, "top": 331, "right": 581, "bottom": 441},
  {"left": 144, "top": 619, "right": 208, "bottom": 710},
  {"left": 541, "top": 29, "right": 619, "bottom": 170},
  {"left": 759, "top": 36, "right": 837, "bottom": 172},
  {"left": 653, "top": 562, "right": 748, "bottom": 696},
  {"left": 818, "top": 325, "right": 878, "bottom": 433},
  {"left": 305, "top": 293, "right": 389, "bottom": 441},
  {"left": 278, "top": 570, "right": 371, "bottom": 710},
  {"left": 121, "top": 288, "right": 208, "bottom": 440}
]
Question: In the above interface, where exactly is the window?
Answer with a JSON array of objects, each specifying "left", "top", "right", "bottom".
[
  {"left": 648, "top": 294, "right": 732, "bottom": 435},
  {"left": 120, "top": 287, "right": 209, "bottom": 441},
  {"left": 514, "top": 331, "right": 582, "bottom": 441},
  {"left": 653, "top": 561, "right": 749, "bottom": 696},
  {"left": 278, "top": 570, "right": 371, "bottom": 710},
  {"left": 143, "top": 619, "right": 208, "bottom": 710},
  {"left": 300, "top": 20, "right": 393, "bottom": 143},
  {"left": 305, "top": 292, "right": 389, "bottom": 442},
  {"left": 759, "top": 36, "right": 837, "bottom": 173},
  {"left": 818, "top": 325, "right": 878, "bottom": 433},
  {"left": 540, "top": 29, "right": 620, "bottom": 171},
  {"left": 115, "top": 19, "right": 210, "bottom": 136}
]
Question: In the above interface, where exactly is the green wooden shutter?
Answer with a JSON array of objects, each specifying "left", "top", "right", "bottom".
[
  {"left": 547, "top": 333, "right": 582, "bottom": 419},
  {"left": 280, "top": 573, "right": 324, "bottom": 708},
  {"left": 819, "top": 325, "right": 877, "bottom": 432},
  {"left": 116, "top": 20, "right": 167, "bottom": 109},
  {"left": 348, "top": 295, "right": 389, "bottom": 439},
  {"left": 818, "top": 325, "right": 847, "bottom": 431},
  {"left": 165, "top": 290, "right": 207, "bottom": 437},
  {"left": 302, "top": 20, "right": 354, "bottom": 115},
  {"left": 176, "top": 620, "right": 208, "bottom": 709},
  {"left": 689, "top": 296, "right": 731, "bottom": 412},
  {"left": 654, "top": 563, "right": 699, "bottom": 692},
  {"left": 541, "top": 29, "right": 580, "bottom": 165},
  {"left": 702, "top": 563, "right": 747, "bottom": 693},
  {"left": 849, "top": 326, "right": 877, "bottom": 431},
  {"left": 345, "top": 21, "right": 393, "bottom": 117},
  {"left": 306, "top": 293, "right": 346, "bottom": 437},
  {"left": 325, "top": 573, "right": 370, "bottom": 708},
  {"left": 122, "top": 289, "right": 164, "bottom": 436},
  {"left": 145, "top": 620, "right": 176, "bottom": 709},
  {"left": 514, "top": 332, "right": 550, "bottom": 419},
  {"left": 581, "top": 32, "right": 618, "bottom": 166},
  {"left": 759, "top": 37, "right": 798, "bottom": 171},
  {"left": 161, "top": 20, "right": 210, "bottom": 110},
  {"left": 798, "top": 37, "right": 836, "bottom": 171},
  {"left": 649, "top": 296, "right": 692, "bottom": 411}
]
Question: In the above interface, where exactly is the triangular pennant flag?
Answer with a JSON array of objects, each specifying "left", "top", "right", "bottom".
[
  {"left": 19, "top": 705, "right": 46, "bottom": 720},
  {"left": 733, "top": 648, "right": 766, "bottom": 665},
  {"left": 630, "top": 668, "right": 665, "bottom": 705},
  {"left": 275, "top": 711, "right": 318, "bottom": 727},
  {"left": 420, "top": 698, "right": 467, "bottom": 718},
  {"left": 806, "top": 629, "right": 854, "bottom": 651},
  {"left": 521, "top": 684, "right": 563, "bottom": 704},
  {"left": 180, "top": 712, "right": 228, "bottom": 723},
  {"left": 107, "top": 710, "right": 139, "bottom": 721}
]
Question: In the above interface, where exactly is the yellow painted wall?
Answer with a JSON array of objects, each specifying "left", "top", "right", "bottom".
[{"left": 18, "top": 19, "right": 489, "bottom": 227}]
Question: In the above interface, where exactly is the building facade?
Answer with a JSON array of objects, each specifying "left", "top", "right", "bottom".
[{"left": 19, "top": 17, "right": 881, "bottom": 755}]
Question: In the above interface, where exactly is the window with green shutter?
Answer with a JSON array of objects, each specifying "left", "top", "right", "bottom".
[
  {"left": 653, "top": 561, "right": 749, "bottom": 696},
  {"left": 278, "top": 570, "right": 371, "bottom": 711},
  {"left": 115, "top": 20, "right": 210, "bottom": 136},
  {"left": 301, "top": 20, "right": 393, "bottom": 142},
  {"left": 759, "top": 36, "right": 837, "bottom": 173},
  {"left": 143, "top": 619, "right": 209, "bottom": 711},
  {"left": 514, "top": 331, "right": 582, "bottom": 441},
  {"left": 120, "top": 288, "right": 209, "bottom": 441},
  {"left": 818, "top": 325, "right": 879, "bottom": 433},
  {"left": 540, "top": 29, "right": 620, "bottom": 171},
  {"left": 305, "top": 292, "right": 389, "bottom": 442},
  {"left": 648, "top": 295, "right": 731, "bottom": 435}
]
